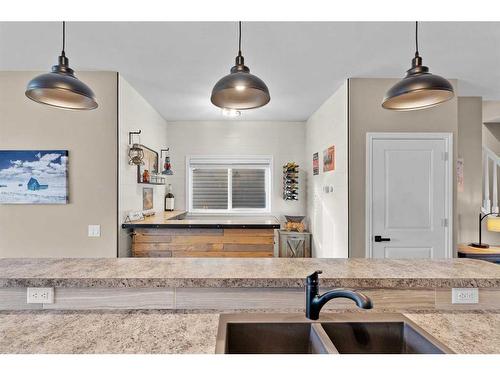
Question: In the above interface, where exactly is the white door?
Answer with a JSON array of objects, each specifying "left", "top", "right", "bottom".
[{"left": 366, "top": 133, "right": 452, "bottom": 259}]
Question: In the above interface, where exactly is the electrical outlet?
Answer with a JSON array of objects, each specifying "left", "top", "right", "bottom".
[
  {"left": 88, "top": 224, "right": 101, "bottom": 237},
  {"left": 452, "top": 288, "right": 479, "bottom": 304},
  {"left": 27, "top": 287, "right": 54, "bottom": 304}
]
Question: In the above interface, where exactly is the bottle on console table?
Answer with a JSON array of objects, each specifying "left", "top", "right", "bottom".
[{"left": 164, "top": 184, "right": 175, "bottom": 211}]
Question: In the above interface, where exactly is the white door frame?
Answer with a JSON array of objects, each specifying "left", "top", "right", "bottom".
[{"left": 365, "top": 132, "right": 453, "bottom": 259}]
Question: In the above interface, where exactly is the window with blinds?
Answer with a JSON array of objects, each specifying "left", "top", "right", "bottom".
[
  {"left": 192, "top": 169, "right": 228, "bottom": 210},
  {"left": 232, "top": 169, "right": 266, "bottom": 208},
  {"left": 188, "top": 156, "right": 271, "bottom": 213}
]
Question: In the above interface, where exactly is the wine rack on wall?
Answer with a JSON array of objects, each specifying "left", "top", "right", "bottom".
[{"left": 283, "top": 162, "right": 299, "bottom": 201}]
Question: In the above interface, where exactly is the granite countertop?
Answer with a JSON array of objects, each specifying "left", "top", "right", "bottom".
[
  {"left": 0, "top": 310, "right": 498, "bottom": 354},
  {"left": 121, "top": 212, "right": 281, "bottom": 229},
  {"left": 0, "top": 258, "right": 499, "bottom": 288}
]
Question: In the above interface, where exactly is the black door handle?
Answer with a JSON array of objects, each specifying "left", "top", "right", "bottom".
[{"left": 374, "top": 235, "right": 391, "bottom": 242}]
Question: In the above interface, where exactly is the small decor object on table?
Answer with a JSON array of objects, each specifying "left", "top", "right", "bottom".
[
  {"left": 124, "top": 211, "right": 144, "bottom": 222},
  {"left": 323, "top": 145, "right": 335, "bottom": 172},
  {"left": 283, "top": 162, "right": 299, "bottom": 201},
  {"left": 284, "top": 215, "right": 306, "bottom": 232},
  {"left": 143, "top": 187, "right": 154, "bottom": 211},
  {"left": 0, "top": 150, "right": 68, "bottom": 204},
  {"left": 164, "top": 184, "right": 175, "bottom": 211},
  {"left": 468, "top": 212, "right": 500, "bottom": 249}
]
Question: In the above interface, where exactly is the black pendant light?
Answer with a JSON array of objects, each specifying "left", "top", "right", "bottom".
[
  {"left": 211, "top": 21, "right": 270, "bottom": 110},
  {"left": 26, "top": 22, "right": 98, "bottom": 110},
  {"left": 382, "top": 22, "right": 454, "bottom": 111}
]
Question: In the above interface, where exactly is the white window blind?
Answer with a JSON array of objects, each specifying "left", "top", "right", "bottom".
[
  {"left": 187, "top": 156, "right": 272, "bottom": 213},
  {"left": 232, "top": 169, "right": 266, "bottom": 208},
  {"left": 192, "top": 169, "right": 228, "bottom": 209}
]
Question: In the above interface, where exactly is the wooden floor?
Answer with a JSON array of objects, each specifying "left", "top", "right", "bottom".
[{"left": 132, "top": 228, "right": 275, "bottom": 257}]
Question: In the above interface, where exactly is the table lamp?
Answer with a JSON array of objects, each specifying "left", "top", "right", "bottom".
[{"left": 469, "top": 212, "right": 500, "bottom": 248}]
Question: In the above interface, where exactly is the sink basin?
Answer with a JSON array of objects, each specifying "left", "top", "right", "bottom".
[
  {"left": 321, "top": 322, "right": 445, "bottom": 354},
  {"left": 224, "top": 322, "right": 338, "bottom": 354},
  {"left": 216, "top": 313, "right": 453, "bottom": 354}
]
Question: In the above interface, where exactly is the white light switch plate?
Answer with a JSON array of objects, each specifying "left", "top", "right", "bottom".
[
  {"left": 88, "top": 224, "right": 101, "bottom": 237},
  {"left": 27, "top": 287, "right": 54, "bottom": 304},
  {"left": 452, "top": 288, "right": 479, "bottom": 304}
]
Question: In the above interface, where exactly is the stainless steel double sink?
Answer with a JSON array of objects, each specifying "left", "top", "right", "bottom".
[{"left": 215, "top": 313, "right": 453, "bottom": 354}]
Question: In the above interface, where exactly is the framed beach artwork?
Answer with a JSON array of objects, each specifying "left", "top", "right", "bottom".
[
  {"left": 323, "top": 145, "right": 335, "bottom": 172},
  {"left": 0, "top": 150, "right": 69, "bottom": 204}
]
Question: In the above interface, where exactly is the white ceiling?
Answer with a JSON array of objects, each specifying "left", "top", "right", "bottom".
[{"left": 1, "top": 22, "right": 499, "bottom": 121}]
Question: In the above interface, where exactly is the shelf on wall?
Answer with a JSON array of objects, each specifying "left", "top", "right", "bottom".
[
  {"left": 138, "top": 181, "right": 166, "bottom": 186},
  {"left": 138, "top": 174, "right": 166, "bottom": 185}
]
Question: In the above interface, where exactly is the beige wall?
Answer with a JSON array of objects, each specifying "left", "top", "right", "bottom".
[
  {"left": 167, "top": 121, "right": 306, "bottom": 219},
  {"left": 457, "top": 97, "right": 483, "bottom": 245},
  {"left": 118, "top": 75, "right": 169, "bottom": 257},
  {"left": 0, "top": 71, "right": 118, "bottom": 258},
  {"left": 305, "top": 81, "right": 348, "bottom": 258},
  {"left": 348, "top": 78, "right": 459, "bottom": 258}
]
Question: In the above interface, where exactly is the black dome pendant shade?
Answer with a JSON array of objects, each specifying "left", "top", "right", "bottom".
[
  {"left": 26, "top": 22, "right": 98, "bottom": 110},
  {"left": 211, "top": 22, "right": 270, "bottom": 110},
  {"left": 382, "top": 22, "right": 454, "bottom": 111}
]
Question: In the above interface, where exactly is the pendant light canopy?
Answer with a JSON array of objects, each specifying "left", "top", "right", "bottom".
[
  {"left": 211, "top": 22, "right": 270, "bottom": 110},
  {"left": 26, "top": 22, "right": 98, "bottom": 110},
  {"left": 382, "top": 22, "right": 454, "bottom": 111}
]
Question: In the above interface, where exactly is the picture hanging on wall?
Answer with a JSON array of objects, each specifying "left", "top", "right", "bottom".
[
  {"left": 323, "top": 145, "right": 335, "bottom": 172},
  {"left": 457, "top": 158, "right": 464, "bottom": 193},
  {"left": 143, "top": 187, "right": 154, "bottom": 211},
  {"left": 312, "top": 152, "right": 319, "bottom": 175},
  {"left": 0, "top": 150, "right": 69, "bottom": 204}
]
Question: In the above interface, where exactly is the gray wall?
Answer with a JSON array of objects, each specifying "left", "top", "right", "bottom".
[
  {"left": 348, "top": 78, "right": 459, "bottom": 258},
  {"left": 0, "top": 71, "right": 118, "bottom": 258},
  {"left": 457, "top": 97, "right": 483, "bottom": 245}
]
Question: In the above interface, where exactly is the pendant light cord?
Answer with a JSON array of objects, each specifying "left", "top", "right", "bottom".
[
  {"left": 62, "top": 21, "right": 66, "bottom": 56},
  {"left": 415, "top": 21, "right": 419, "bottom": 56},
  {"left": 238, "top": 21, "right": 242, "bottom": 56}
]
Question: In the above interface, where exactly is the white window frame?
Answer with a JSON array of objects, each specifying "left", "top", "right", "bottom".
[{"left": 186, "top": 155, "right": 273, "bottom": 215}]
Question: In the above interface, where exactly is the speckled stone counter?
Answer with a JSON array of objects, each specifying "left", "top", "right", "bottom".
[
  {"left": 0, "top": 311, "right": 219, "bottom": 354},
  {"left": 0, "top": 258, "right": 499, "bottom": 288},
  {"left": 0, "top": 311, "right": 498, "bottom": 354}
]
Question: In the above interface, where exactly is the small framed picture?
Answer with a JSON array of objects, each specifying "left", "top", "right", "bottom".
[
  {"left": 143, "top": 187, "right": 153, "bottom": 210},
  {"left": 457, "top": 158, "right": 464, "bottom": 193},
  {"left": 313, "top": 152, "right": 319, "bottom": 175},
  {"left": 323, "top": 146, "right": 335, "bottom": 172}
]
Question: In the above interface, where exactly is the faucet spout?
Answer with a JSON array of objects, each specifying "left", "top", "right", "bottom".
[
  {"left": 305, "top": 270, "right": 373, "bottom": 320},
  {"left": 317, "top": 288, "right": 372, "bottom": 309}
]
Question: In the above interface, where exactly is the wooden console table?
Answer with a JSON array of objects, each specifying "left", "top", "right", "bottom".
[{"left": 458, "top": 244, "right": 500, "bottom": 264}]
